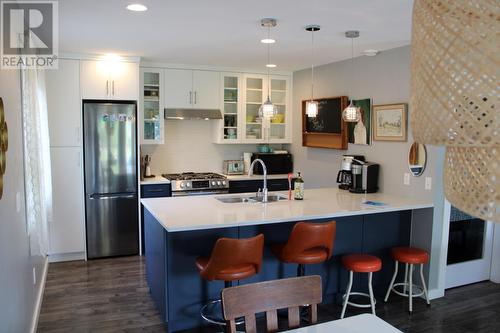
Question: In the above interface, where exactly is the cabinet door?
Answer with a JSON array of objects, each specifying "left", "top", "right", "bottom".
[
  {"left": 80, "top": 60, "right": 111, "bottom": 99},
  {"left": 49, "top": 147, "right": 85, "bottom": 255},
  {"left": 193, "top": 70, "right": 220, "bottom": 109},
  {"left": 243, "top": 75, "right": 265, "bottom": 142},
  {"left": 111, "top": 61, "right": 139, "bottom": 100},
  {"left": 141, "top": 68, "right": 164, "bottom": 144},
  {"left": 46, "top": 59, "right": 81, "bottom": 147},
  {"left": 164, "top": 68, "right": 193, "bottom": 108}
]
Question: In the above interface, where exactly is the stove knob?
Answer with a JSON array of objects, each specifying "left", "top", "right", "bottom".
[
  {"left": 222, "top": 181, "right": 226, "bottom": 186},
  {"left": 186, "top": 182, "right": 191, "bottom": 187},
  {"left": 180, "top": 182, "right": 185, "bottom": 188},
  {"left": 217, "top": 181, "right": 221, "bottom": 186}
]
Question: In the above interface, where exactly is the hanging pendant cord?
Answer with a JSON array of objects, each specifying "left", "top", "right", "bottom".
[
  {"left": 267, "top": 26, "right": 271, "bottom": 98},
  {"left": 311, "top": 28, "right": 315, "bottom": 101},
  {"left": 349, "top": 37, "right": 353, "bottom": 103}
]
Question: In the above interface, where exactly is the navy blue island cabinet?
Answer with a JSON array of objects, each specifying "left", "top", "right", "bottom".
[{"left": 143, "top": 206, "right": 412, "bottom": 332}]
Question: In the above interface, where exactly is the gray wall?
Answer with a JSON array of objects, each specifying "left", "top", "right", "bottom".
[
  {"left": 0, "top": 69, "right": 46, "bottom": 332},
  {"left": 292, "top": 46, "right": 439, "bottom": 199}
]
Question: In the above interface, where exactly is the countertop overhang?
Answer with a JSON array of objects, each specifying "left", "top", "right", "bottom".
[{"left": 141, "top": 187, "right": 433, "bottom": 232}]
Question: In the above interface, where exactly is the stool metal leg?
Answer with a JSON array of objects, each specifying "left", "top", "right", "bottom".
[
  {"left": 403, "top": 263, "right": 409, "bottom": 294},
  {"left": 368, "top": 272, "right": 376, "bottom": 315},
  {"left": 419, "top": 263, "right": 430, "bottom": 305},
  {"left": 408, "top": 264, "right": 413, "bottom": 313},
  {"left": 341, "top": 270, "right": 353, "bottom": 319},
  {"left": 384, "top": 260, "right": 399, "bottom": 302}
]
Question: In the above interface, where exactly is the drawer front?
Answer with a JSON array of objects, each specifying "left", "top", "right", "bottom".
[
  {"left": 141, "top": 184, "right": 172, "bottom": 198},
  {"left": 228, "top": 179, "right": 294, "bottom": 194}
]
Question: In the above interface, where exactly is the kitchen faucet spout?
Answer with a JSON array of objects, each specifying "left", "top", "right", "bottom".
[{"left": 248, "top": 158, "right": 268, "bottom": 203}]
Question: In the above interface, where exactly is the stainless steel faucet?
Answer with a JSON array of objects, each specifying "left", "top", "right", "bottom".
[{"left": 249, "top": 158, "right": 268, "bottom": 203}]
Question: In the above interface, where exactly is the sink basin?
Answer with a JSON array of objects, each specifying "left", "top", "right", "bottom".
[
  {"left": 215, "top": 196, "right": 254, "bottom": 203},
  {"left": 247, "top": 194, "right": 288, "bottom": 202},
  {"left": 215, "top": 194, "right": 288, "bottom": 203}
]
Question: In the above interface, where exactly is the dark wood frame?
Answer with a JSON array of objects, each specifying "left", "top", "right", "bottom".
[{"left": 302, "top": 96, "right": 348, "bottom": 149}]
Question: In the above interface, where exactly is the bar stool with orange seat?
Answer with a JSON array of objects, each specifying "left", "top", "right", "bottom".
[
  {"left": 340, "top": 254, "right": 382, "bottom": 318},
  {"left": 271, "top": 221, "right": 337, "bottom": 278},
  {"left": 196, "top": 234, "right": 264, "bottom": 329},
  {"left": 384, "top": 246, "right": 430, "bottom": 313}
]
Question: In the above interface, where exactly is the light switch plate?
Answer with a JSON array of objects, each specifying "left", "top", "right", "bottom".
[
  {"left": 425, "top": 177, "right": 432, "bottom": 190},
  {"left": 404, "top": 173, "right": 410, "bottom": 186}
]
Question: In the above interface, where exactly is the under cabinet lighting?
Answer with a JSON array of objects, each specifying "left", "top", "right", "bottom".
[
  {"left": 260, "top": 38, "right": 276, "bottom": 44},
  {"left": 266, "top": 64, "right": 276, "bottom": 68},
  {"left": 126, "top": 4, "right": 148, "bottom": 12}
]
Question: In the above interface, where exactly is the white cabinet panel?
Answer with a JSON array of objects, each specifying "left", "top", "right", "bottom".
[
  {"left": 46, "top": 59, "right": 81, "bottom": 147},
  {"left": 81, "top": 60, "right": 138, "bottom": 100},
  {"left": 193, "top": 70, "right": 220, "bottom": 109},
  {"left": 49, "top": 147, "right": 85, "bottom": 255},
  {"left": 164, "top": 68, "right": 193, "bottom": 108}
]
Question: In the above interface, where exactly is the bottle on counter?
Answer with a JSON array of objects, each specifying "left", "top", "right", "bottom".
[{"left": 294, "top": 172, "right": 304, "bottom": 200}]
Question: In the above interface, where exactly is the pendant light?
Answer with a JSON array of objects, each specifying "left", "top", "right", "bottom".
[
  {"left": 342, "top": 30, "right": 361, "bottom": 123},
  {"left": 259, "top": 18, "right": 278, "bottom": 119},
  {"left": 305, "top": 25, "right": 320, "bottom": 118}
]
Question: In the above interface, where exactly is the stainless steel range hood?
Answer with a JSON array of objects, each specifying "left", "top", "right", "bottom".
[{"left": 164, "top": 108, "right": 222, "bottom": 120}]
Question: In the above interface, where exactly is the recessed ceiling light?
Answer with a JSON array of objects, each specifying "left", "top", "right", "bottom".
[
  {"left": 126, "top": 4, "right": 148, "bottom": 12},
  {"left": 260, "top": 38, "right": 276, "bottom": 44},
  {"left": 266, "top": 64, "right": 277, "bottom": 68},
  {"left": 363, "top": 49, "right": 379, "bottom": 56}
]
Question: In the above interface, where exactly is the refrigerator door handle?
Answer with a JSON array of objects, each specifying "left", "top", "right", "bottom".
[{"left": 88, "top": 193, "right": 137, "bottom": 200}]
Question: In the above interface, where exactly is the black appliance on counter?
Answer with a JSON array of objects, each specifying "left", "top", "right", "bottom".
[
  {"left": 337, "top": 155, "right": 365, "bottom": 190},
  {"left": 349, "top": 162, "right": 380, "bottom": 193},
  {"left": 251, "top": 153, "right": 293, "bottom": 175}
]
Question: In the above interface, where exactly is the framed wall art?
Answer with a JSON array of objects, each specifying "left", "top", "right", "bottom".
[{"left": 373, "top": 103, "right": 407, "bottom": 141}]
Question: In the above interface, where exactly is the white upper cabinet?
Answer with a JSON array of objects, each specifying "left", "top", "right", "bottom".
[
  {"left": 164, "top": 69, "right": 220, "bottom": 109},
  {"left": 164, "top": 69, "right": 193, "bottom": 108},
  {"left": 49, "top": 146, "right": 85, "bottom": 256},
  {"left": 81, "top": 59, "right": 138, "bottom": 100},
  {"left": 45, "top": 58, "right": 81, "bottom": 147}
]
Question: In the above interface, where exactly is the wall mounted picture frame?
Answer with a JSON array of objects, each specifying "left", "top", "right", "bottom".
[
  {"left": 373, "top": 103, "right": 407, "bottom": 141},
  {"left": 0, "top": 97, "right": 8, "bottom": 199},
  {"left": 347, "top": 98, "right": 371, "bottom": 145}
]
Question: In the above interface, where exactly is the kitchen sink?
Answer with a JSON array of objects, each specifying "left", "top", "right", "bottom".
[{"left": 215, "top": 194, "right": 288, "bottom": 203}]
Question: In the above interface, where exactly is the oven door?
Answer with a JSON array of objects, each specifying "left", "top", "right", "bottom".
[{"left": 171, "top": 189, "right": 229, "bottom": 197}]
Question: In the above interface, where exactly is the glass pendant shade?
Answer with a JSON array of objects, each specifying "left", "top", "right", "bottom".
[
  {"left": 306, "top": 100, "right": 318, "bottom": 118},
  {"left": 259, "top": 96, "right": 278, "bottom": 119},
  {"left": 342, "top": 101, "right": 361, "bottom": 122}
]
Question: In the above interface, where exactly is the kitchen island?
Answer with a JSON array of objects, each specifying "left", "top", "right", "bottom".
[{"left": 141, "top": 188, "right": 433, "bottom": 332}]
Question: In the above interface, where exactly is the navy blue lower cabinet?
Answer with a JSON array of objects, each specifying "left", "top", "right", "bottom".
[
  {"left": 143, "top": 209, "right": 411, "bottom": 332},
  {"left": 141, "top": 183, "right": 171, "bottom": 254}
]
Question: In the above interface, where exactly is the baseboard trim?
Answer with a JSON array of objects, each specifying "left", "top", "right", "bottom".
[
  {"left": 30, "top": 256, "right": 48, "bottom": 333},
  {"left": 48, "top": 251, "right": 85, "bottom": 263}
]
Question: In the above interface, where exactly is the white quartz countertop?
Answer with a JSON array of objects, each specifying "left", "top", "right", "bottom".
[
  {"left": 226, "top": 174, "right": 292, "bottom": 181},
  {"left": 141, "top": 187, "right": 433, "bottom": 232},
  {"left": 140, "top": 175, "right": 170, "bottom": 185}
]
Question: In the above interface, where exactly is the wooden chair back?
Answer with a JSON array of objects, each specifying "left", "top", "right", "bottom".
[{"left": 221, "top": 275, "right": 322, "bottom": 333}]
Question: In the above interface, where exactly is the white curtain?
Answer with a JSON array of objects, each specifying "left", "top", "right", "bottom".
[{"left": 21, "top": 68, "right": 52, "bottom": 256}]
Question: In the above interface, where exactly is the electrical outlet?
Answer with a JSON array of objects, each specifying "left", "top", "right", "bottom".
[
  {"left": 425, "top": 177, "right": 432, "bottom": 190},
  {"left": 404, "top": 173, "right": 410, "bottom": 186},
  {"left": 32, "top": 267, "right": 36, "bottom": 285}
]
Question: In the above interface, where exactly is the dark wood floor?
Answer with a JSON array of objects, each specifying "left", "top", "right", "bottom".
[{"left": 38, "top": 256, "right": 500, "bottom": 333}]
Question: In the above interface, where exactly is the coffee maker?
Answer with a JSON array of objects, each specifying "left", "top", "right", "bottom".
[
  {"left": 336, "top": 155, "right": 365, "bottom": 190},
  {"left": 349, "top": 162, "right": 380, "bottom": 193}
]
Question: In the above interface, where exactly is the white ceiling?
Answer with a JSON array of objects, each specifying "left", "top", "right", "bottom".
[{"left": 58, "top": 0, "right": 413, "bottom": 71}]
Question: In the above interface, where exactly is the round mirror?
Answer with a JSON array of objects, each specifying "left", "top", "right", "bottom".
[{"left": 408, "top": 142, "right": 427, "bottom": 176}]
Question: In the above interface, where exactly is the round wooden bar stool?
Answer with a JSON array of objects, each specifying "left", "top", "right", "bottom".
[
  {"left": 384, "top": 246, "right": 430, "bottom": 313},
  {"left": 271, "top": 221, "right": 336, "bottom": 278},
  {"left": 341, "top": 254, "right": 382, "bottom": 318},
  {"left": 196, "top": 234, "right": 264, "bottom": 329}
]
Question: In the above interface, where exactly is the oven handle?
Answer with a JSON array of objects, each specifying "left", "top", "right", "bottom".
[{"left": 172, "top": 190, "right": 229, "bottom": 197}]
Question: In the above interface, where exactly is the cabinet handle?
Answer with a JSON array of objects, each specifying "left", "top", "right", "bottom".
[
  {"left": 106, "top": 80, "right": 109, "bottom": 96},
  {"left": 147, "top": 189, "right": 165, "bottom": 193},
  {"left": 112, "top": 80, "right": 115, "bottom": 96},
  {"left": 194, "top": 91, "right": 197, "bottom": 104},
  {"left": 189, "top": 91, "right": 192, "bottom": 104}
]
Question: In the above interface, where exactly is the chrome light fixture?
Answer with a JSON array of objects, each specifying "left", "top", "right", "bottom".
[
  {"left": 259, "top": 18, "right": 278, "bottom": 119},
  {"left": 342, "top": 30, "right": 361, "bottom": 123},
  {"left": 305, "top": 25, "right": 320, "bottom": 118}
]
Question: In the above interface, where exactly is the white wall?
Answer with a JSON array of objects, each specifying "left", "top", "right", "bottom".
[
  {"left": 141, "top": 120, "right": 287, "bottom": 174},
  {"left": 291, "top": 46, "right": 438, "bottom": 199},
  {"left": 0, "top": 70, "right": 47, "bottom": 332}
]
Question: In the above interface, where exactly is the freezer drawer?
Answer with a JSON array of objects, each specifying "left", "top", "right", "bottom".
[{"left": 85, "top": 194, "right": 139, "bottom": 259}]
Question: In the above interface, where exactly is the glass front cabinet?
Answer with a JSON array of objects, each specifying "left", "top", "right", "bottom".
[
  {"left": 140, "top": 68, "right": 164, "bottom": 144},
  {"left": 214, "top": 73, "right": 291, "bottom": 144}
]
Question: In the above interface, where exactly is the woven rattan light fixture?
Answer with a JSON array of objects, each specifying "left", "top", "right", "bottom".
[{"left": 410, "top": 0, "right": 499, "bottom": 222}]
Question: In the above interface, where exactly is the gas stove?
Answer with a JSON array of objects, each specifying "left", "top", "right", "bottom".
[{"left": 162, "top": 172, "right": 229, "bottom": 196}]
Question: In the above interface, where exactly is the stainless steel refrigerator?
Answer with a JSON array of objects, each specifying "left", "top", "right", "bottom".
[{"left": 83, "top": 100, "right": 138, "bottom": 259}]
